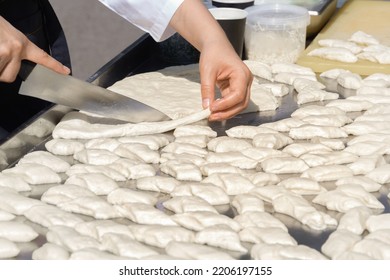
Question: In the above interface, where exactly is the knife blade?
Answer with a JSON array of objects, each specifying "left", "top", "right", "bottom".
[{"left": 18, "top": 61, "right": 170, "bottom": 123}]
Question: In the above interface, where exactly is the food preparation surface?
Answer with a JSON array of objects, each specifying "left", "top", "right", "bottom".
[{"left": 297, "top": 0, "right": 390, "bottom": 75}]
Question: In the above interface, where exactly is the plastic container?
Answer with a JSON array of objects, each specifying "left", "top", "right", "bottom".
[{"left": 244, "top": 4, "right": 310, "bottom": 63}]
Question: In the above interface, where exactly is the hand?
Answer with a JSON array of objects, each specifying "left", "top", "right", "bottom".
[{"left": 0, "top": 16, "right": 70, "bottom": 83}]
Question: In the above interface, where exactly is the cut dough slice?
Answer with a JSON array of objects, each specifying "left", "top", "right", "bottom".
[
  {"left": 296, "top": 89, "right": 339, "bottom": 105},
  {"left": 347, "top": 155, "right": 385, "bottom": 176},
  {"left": 352, "top": 239, "right": 390, "bottom": 260},
  {"left": 325, "top": 99, "right": 373, "bottom": 112},
  {"left": 348, "top": 94, "right": 390, "bottom": 105},
  {"left": 337, "top": 206, "right": 372, "bottom": 235},
  {"left": 308, "top": 47, "right": 358, "bottom": 63},
  {"left": 343, "top": 121, "right": 390, "bottom": 136},
  {"left": 239, "top": 226, "right": 297, "bottom": 245},
  {"left": 174, "top": 135, "right": 209, "bottom": 148},
  {"left": 277, "top": 177, "right": 326, "bottom": 195},
  {"left": 2, "top": 163, "right": 62, "bottom": 185},
  {"left": 162, "top": 196, "right": 218, "bottom": 214},
  {"left": 32, "top": 243, "right": 70, "bottom": 260},
  {"left": 319, "top": 68, "right": 351, "bottom": 79},
  {"left": 234, "top": 211, "right": 288, "bottom": 232},
  {"left": 84, "top": 138, "right": 121, "bottom": 151},
  {"left": 70, "top": 248, "right": 128, "bottom": 260},
  {"left": 0, "top": 221, "right": 39, "bottom": 242},
  {"left": 321, "top": 229, "right": 362, "bottom": 259},
  {"left": 173, "top": 124, "right": 217, "bottom": 138},
  {"left": 300, "top": 151, "right": 359, "bottom": 167},
  {"left": 114, "top": 143, "right": 160, "bottom": 164},
  {"left": 74, "top": 220, "right": 135, "bottom": 241},
  {"left": 195, "top": 225, "right": 248, "bottom": 253},
  {"left": 241, "top": 147, "right": 290, "bottom": 162},
  {"left": 244, "top": 60, "right": 273, "bottom": 81},
  {"left": 45, "top": 138, "right": 84, "bottom": 156},
  {"left": 273, "top": 72, "right": 317, "bottom": 85},
  {"left": 200, "top": 163, "right": 241, "bottom": 177},
  {"left": 207, "top": 136, "right": 252, "bottom": 152},
  {"left": 310, "top": 136, "right": 345, "bottom": 150},
  {"left": 271, "top": 63, "right": 315, "bottom": 76},
  {"left": 0, "top": 173, "right": 31, "bottom": 192},
  {"left": 109, "top": 159, "right": 156, "bottom": 180},
  {"left": 365, "top": 229, "right": 390, "bottom": 245},
  {"left": 18, "top": 151, "right": 71, "bottom": 173},
  {"left": 282, "top": 143, "right": 332, "bottom": 157},
  {"left": 252, "top": 133, "right": 293, "bottom": 149},
  {"left": 160, "top": 160, "right": 202, "bottom": 181},
  {"left": 247, "top": 172, "right": 280, "bottom": 187},
  {"left": 260, "top": 156, "right": 309, "bottom": 174},
  {"left": 73, "top": 149, "right": 120, "bottom": 165},
  {"left": 366, "top": 164, "right": 390, "bottom": 184},
  {"left": 162, "top": 142, "right": 208, "bottom": 157},
  {"left": 107, "top": 188, "right": 158, "bottom": 205},
  {"left": 231, "top": 194, "right": 265, "bottom": 214},
  {"left": 301, "top": 114, "right": 352, "bottom": 127},
  {"left": 301, "top": 164, "right": 354, "bottom": 182},
  {"left": 251, "top": 243, "right": 327, "bottom": 260},
  {"left": 293, "top": 78, "right": 326, "bottom": 93},
  {"left": 65, "top": 173, "right": 119, "bottom": 195},
  {"left": 165, "top": 241, "right": 234, "bottom": 260},
  {"left": 249, "top": 83, "right": 280, "bottom": 111},
  {"left": 118, "top": 134, "right": 172, "bottom": 150},
  {"left": 291, "top": 105, "right": 346, "bottom": 119},
  {"left": 259, "top": 83, "right": 290, "bottom": 97},
  {"left": 249, "top": 185, "right": 289, "bottom": 204},
  {"left": 136, "top": 175, "right": 180, "bottom": 194},
  {"left": 160, "top": 152, "right": 206, "bottom": 167},
  {"left": 318, "top": 39, "right": 362, "bottom": 54},
  {"left": 226, "top": 125, "right": 278, "bottom": 139},
  {"left": 205, "top": 152, "right": 258, "bottom": 169},
  {"left": 0, "top": 237, "right": 20, "bottom": 259},
  {"left": 260, "top": 117, "right": 306, "bottom": 133},
  {"left": 344, "top": 141, "right": 390, "bottom": 156},
  {"left": 357, "top": 86, "right": 390, "bottom": 96},
  {"left": 0, "top": 210, "right": 15, "bottom": 222},
  {"left": 0, "top": 189, "right": 44, "bottom": 215},
  {"left": 349, "top": 31, "right": 380, "bottom": 45},
  {"left": 202, "top": 173, "right": 256, "bottom": 195},
  {"left": 366, "top": 214, "right": 390, "bottom": 232},
  {"left": 66, "top": 163, "right": 127, "bottom": 181},
  {"left": 289, "top": 124, "right": 348, "bottom": 139}
]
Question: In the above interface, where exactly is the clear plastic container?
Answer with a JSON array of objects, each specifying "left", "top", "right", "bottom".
[{"left": 244, "top": 3, "right": 310, "bottom": 63}]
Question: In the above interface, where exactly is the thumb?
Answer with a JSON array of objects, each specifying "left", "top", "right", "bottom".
[
  {"left": 23, "top": 40, "right": 70, "bottom": 75},
  {"left": 200, "top": 71, "right": 216, "bottom": 110}
]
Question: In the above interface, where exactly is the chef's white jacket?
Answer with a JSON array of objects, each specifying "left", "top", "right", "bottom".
[{"left": 99, "top": 0, "right": 185, "bottom": 42}]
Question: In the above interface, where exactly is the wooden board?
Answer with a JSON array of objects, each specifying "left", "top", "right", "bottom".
[{"left": 296, "top": 0, "right": 390, "bottom": 76}]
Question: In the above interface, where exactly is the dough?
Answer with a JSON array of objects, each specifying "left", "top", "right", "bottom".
[
  {"left": 337, "top": 206, "right": 372, "bottom": 235},
  {"left": 194, "top": 225, "right": 248, "bottom": 253},
  {"left": 128, "top": 224, "right": 195, "bottom": 248},
  {"left": 0, "top": 221, "right": 38, "bottom": 242},
  {"left": 366, "top": 214, "right": 390, "bottom": 232},
  {"left": 73, "top": 149, "right": 120, "bottom": 165},
  {"left": 45, "top": 138, "right": 84, "bottom": 156},
  {"left": 0, "top": 189, "right": 44, "bottom": 215},
  {"left": 343, "top": 121, "right": 390, "bottom": 136},
  {"left": 365, "top": 229, "right": 390, "bottom": 245},
  {"left": 136, "top": 175, "right": 180, "bottom": 194},
  {"left": 2, "top": 163, "right": 62, "bottom": 185},
  {"left": 301, "top": 114, "right": 352, "bottom": 127},
  {"left": 259, "top": 117, "right": 306, "bottom": 133},
  {"left": 348, "top": 31, "right": 380, "bottom": 46},
  {"left": 202, "top": 173, "right": 256, "bottom": 195},
  {"left": 173, "top": 124, "right": 217, "bottom": 138},
  {"left": 200, "top": 163, "right": 241, "bottom": 176},
  {"left": 249, "top": 83, "right": 280, "bottom": 111},
  {"left": 282, "top": 143, "right": 332, "bottom": 157},
  {"left": 107, "top": 188, "right": 158, "bottom": 205},
  {"left": 311, "top": 136, "right": 345, "bottom": 150},
  {"left": 277, "top": 177, "right": 326, "bottom": 195},
  {"left": 243, "top": 60, "right": 273, "bottom": 81},
  {"left": 348, "top": 94, "right": 390, "bottom": 105},
  {"left": 65, "top": 173, "right": 119, "bottom": 195},
  {"left": 366, "top": 164, "right": 390, "bottom": 184},
  {"left": 0, "top": 173, "right": 31, "bottom": 192},
  {"left": 0, "top": 237, "right": 20, "bottom": 259},
  {"left": 296, "top": 89, "right": 339, "bottom": 105},
  {"left": 207, "top": 136, "right": 252, "bottom": 153},
  {"left": 205, "top": 152, "right": 258, "bottom": 169},
  {"left": 289, "top": 124, "right": 348, "bottom": 139},
  {"left": 318, "top": 39, "right": 362, "bottom": 54},
  {"left": 66, "top": 163, "right": 126, "bottom": 181},
  {"left": 300, "top": 151, "right": 359, "bottom": 167},
  {"left": 251, "top": 243, "right": 327, "bottom": 260},
  {"left": 165, "top": 241, "right": 234, "bottom": 260},
  {"left": 115, "top": 202, "right": 177, "bottom": 226},
  {"left": 70, "top": 248, "right": 128, "bottom": 260},
  {"left": 239, "top": 227, "right": 297, "bottom": 246},
  {"left": 273, "top": 72, "right": 317, "bottom": 85},
  {"left": 17, "top": 151, "right": 71, "bottom": 173},
  {"left": 308, "top": 47, "right": 358, "bottom": 63},
  {"left": 160, "top": 160, "right": 202, "bottom": 181},
  {"left": 347, "top": 155, "right": 385, "bottom": 175},
  {"left": 344, "top": 141, "right": 390, "bottom": 156},
  {"left": 325, "top": 99, "right": 373, "bottom": 112},
  {"left": 271, "top": 63, "right": 315, "bottom": 76},
  {"left": 84, "top": 138, "right": 120, "bottom": 151},
  {"left": 32, "top": 243, "right": 70, "bottom": 260},
  {"left": 291, "top": 105, "right": 345, "bottom": 119},
  {"left": 162, "top": 196, "right": 218, "bottom": 214},
  {"left": 258, "top": 83, "right": 290, "bottom": 97},
  {"left": 74, "top": 220, "right": 135, "bottom": 241},
  {"left": 247, "top": 172, "right": 280, "bottom": 187},
  {"left": 231, "top": 194, "right": 265, "bottom": 214},
  {"left": 357, "top": 86, "right": 390, "bottom": 96},
  {"left": 0, "top": 210, "right": 15, "bottom": 222},
  {"left": 160, "top": 152, "right": 206, "bottom": 167},
  {"left": 174, "top": 135, "right": 209, "bottom": 148},
  {"left": 321, "top": 229, "right": 362, "bottom": 259},
  {"left": 250, "top": 185, "right": 289, "bottom": 204},
  {"left": 162, "top": 142, "right": 208, "bottom": 157},
  {"left": 115, "top": 143, "right": 160, "bottom": 164},
  {"left": 109, "top": 159, "right": 156, "bottom": 180},
  {"left": 355, "top": 114, "right": 390, "bottom": 122},
  {"left": 293, "top": 78, "right": 326, "bottom": 93},
  {"left": 301, "top": 164, "right": 354, "bottom": 182},
  {"left": 241, "top": 147, "right": 290, "bottom": 162},
  {"left": 234, "top": 211, "right": 288, "bottom": 232},
  {"left": 352, "top": 239, "right": 390, "bottom": 260},
  {"left": 320, "top": 68, "right": 351, "bottom": 79},
  {"left": 252, "top": 132, "right": 293, "bottom": 149},
  {"left": 260, "top": 156, "right": 309, "bottom": 174},
  {"left": 119, "top": 134, "right": 172, "bottom": 150}
]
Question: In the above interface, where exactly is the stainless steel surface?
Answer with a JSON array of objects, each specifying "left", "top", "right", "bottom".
[{"left": 19, "top": 63, "right": 169, "bottom": 123}]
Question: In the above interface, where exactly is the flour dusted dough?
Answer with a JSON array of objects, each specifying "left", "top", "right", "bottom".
[
  {"left": 45, "top": 138, "right": 84, "bottom": 156},
  {"left": 226, "top": 125, "right": 278, "bottom": 139},
  {"left": 200, "top": 163, "right": 241, "bottom": 176},
  {"left": 231, "top": 194, "right": 265, "bottom": 214},
  {"left": 0, "top": 173, "right": 31, "bottom": 192},
  {"left": 136, "top": 175, "right": 180, "bottom": 194},
  {"left": 311, "top": 137, "right": 345, "bottom": 150},
  {"left": 271, "top": 63, "right": 315, "bottom": 76},
  {"left": 247, "top": 172, "right": 280, "bottom": 187},
  {"left": 160, "top": 152, "right": 206, "bottom": 167},
  {"left": 163, "top": 196, "right": 217, "bottom": 214},
  {"left": 74, "top": 149, "right": 120, "bottom": 165},
  {"left": 175, "top": 135, "right": 209, "bottom": 148},
  {"left": 277, "top": 177, "right": 326, "bottom": 195},
  {"left": 0, "top": 221, "right": 38, "bottom": 242},
  {"left": 302, "top": 114, "right": 352, "bottom": 127},
  {"left": 308, "top": 47, "right": 358, "bottom": 63},
  {"left": 366, "top": 214, "right": 390, "bottom": 232},
  {"left": 165, "top": 241, "right": 234, "bottom": 260},
  {"left": 320, "top": 68, "right": 351, "bottom": 79},
  {"left": 249, "top": 83, "right": 280, "bottom": 111},
  {"left": 318, "top": 39, "right": 362, "bottom": 54},
  {"left": 162, "top": 142, "right": 208, "bottom": 157},
  {"left": 74, "top": 220, "right": 135, "bottom": 241},
  {"left": 345, "top": 141, "right": 389, "bottom": 157},
  {"left": 325, "top": 99, "right": 373, "bottom": 112},
  {"left": 352, "top": 239, "right": 390, "bottom": 260},
  {"left": 18, "top": 151, "right": 71, "bottom": 173},
  {"left": 239, "top": 227, "right": 297, "bottom": 246},
  {"left": 241, "top": 147, "right": 289, "bottom": 162},
  {"left": 2, "top": 163, "right": 62, "bottom": 185},
  {"left": 0, "top": 189, "right": 44, "bottom": 215},
  {"left": 110, "top": 159, "right": 156, "bottom": 180},
  {"left": 171, "top": 182, "right": 230, "bottom": 205},
  {"left": 337, "top": 206, "right": 372, "bottom": 235},
  {"left": 0, "top": 210, "right": 15, "bottom": 221},
  {"left": 115, "top": 143, "right": 160, "bottom": 164},
  {"left": 234, "top": 211, "right": 288, "bottom": 232},
  {"left": 251, "top": 243, "right": 327, "bottom": 260},
  {"left": 366, "top": 164, "right": 390, "bottom": 184},
  {"left": 297, "top": 89, "right": 339, "bottom": 105},
  {"left": 273, "top": 72, "right": 317, "bottom": 85},
  {"left": 321, "top": 229, "right": 362, "bottom": 259},
  {"left": 259, "top": 118, "right": 305, "bottom": 133},
  {"left": 205, "top": 152, "right": 257, "bottom": 169},
  {"left": 207, "top": 136, "right": 252, "bottom": 152},
  {"left": 259, "top": 83, "right": 290, "bottom": 97},
  {"left": 65, "top": 173, "right": 119, "bottom": 195},
  {"left": 107, "top": 188, "right": 158, "bottom": 205},
  {"left": 160, "top": 160, "right": 202, "bottom": 181},
  {"left": 41, "top": 184, "right": 96, "bottom": 205},
  {"left": 260, "top": 156, "right": 309, "bottom": 174},
  {"left": 301, "top": 165, "right": 353, "bottom": 182},
  {"left": 291, "top": 105, "right": 346, "bottom": 119},
  {"left": 343, "top": 121, "right": 390, "bottom": 136},
  {"left": 349, "top": 31, "right": 380, "bottom": 46},
  {"left": 252, "top": 133, "right": 293, "bottom": 149},
  {"left": 300, "top": 151, "right": 359, "bottom": 167},
  {"left": 289, "top": 124, "right": 348, "bottom": 140},
  {"left": 32, "top": 243, "right": 70, "bottom": 260},
  {"left": 173, "top": 124, "right": 217, "bottom": 138},
  {"left": 282, "top": 143, "right": 332, "bottom": 157},
  {"left": 66, "top": 164, "right": 126, "bottom": 182},
  {"left": 202, "top": 173, "right": 256, "bottom": 195},
  {"left": 0, "top": 237, "right": 20, "bottom": 259},
  {"left": 347, "top": 155, "right": 385, "bottom": 175},
  {"left": 84, "top": 138, "right": 121, "bottom": 151},
  {"left": 243, "top": 60, "right": 273, "bottom": 81}
]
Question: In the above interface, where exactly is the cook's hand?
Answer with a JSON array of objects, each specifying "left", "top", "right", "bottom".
[
  {"left": 0, "top": 16, "right": 70, "bottom": 83},
  {"left": 199, "top": 40, "right": 252, "bottom": 121}
]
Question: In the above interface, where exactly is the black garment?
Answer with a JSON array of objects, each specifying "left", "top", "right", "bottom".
[{"left": 0, "top": 0, "right": 71, "bottom": 135}]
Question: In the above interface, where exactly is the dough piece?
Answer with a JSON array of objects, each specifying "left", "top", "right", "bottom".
[
  {"left": 325, "top": 99, "right": 373, "bottom": 112},
  {"left": 308, "top": 47, "right": 358, "bottom": 63},
  {"left": 302, "top": 114, "right": 352, "bottom": 127},
  {"left": 365, "top": 229, "right": 390, "bottom": 245},
  {"left": 291, "top": 104, "right": 346, "bottom": 119},
  {"left": 343, "top": 121, "right": 390, "bottom": 136},
  {"left": 260, "top": 156, "right": 309, "bottom": 174},
  {"left": 18, "top": 151, "right": 71, "bottom": 173},
  {"left": 337, "top": 206, "right": 372, "bottom": 235},
  {"left": 23, "top": 117, "right": 55, "bottom": 138},
  {"left": 241, "top": 147, "right": 290, "bottom": 162},
  {"left": 259, "top": 117, "right": 306, "bottom": 133},
  {"left": 243, "top": 60, "right": 273, "bottom": 81},
  {"left": 259, "top": 83, "right": 290, "bottom": 97},
  {"left": 205, "top": 152, "right": 258, "bottom": 169},
  {"left": 84, "top": 138, "right": 121, "bottom": 151},
  {"left": 289, "top": 124, "right": 348, "bottom": 139},
  {"left": 115, "top": 203, "right": 177, "bottom": 226},
  {"left": 118, "top": 134, "right": 172, "bottom": 150},
  {"left": 296, "top": 89, "right": 339, "bottom": 105},
  {"left": 355, "top": 114, "right": 390, "bottom": 122},
  {"left": 321, "top": 229, "right": 362, "bottom": 259},
  {"left": 162, "top": 142, "right": 207, "bottom": 157},
  {"left": 202, "top": 173, "right": 256, "bottom": 195},
  {"left": 226, "top": 125, "right": 278, "bottom": 139},
  {"left": 207, "top": 136, "right": 252, "bottom": 152},
  {"left": 136, "top": 176, "right": 180, "bottom": 193},
  {"left": 163, "top": 196, "right": 218, "bottom": 214},
  {"left": 114, "top": 143, "right": 160, "bottom": 164},
  {"left": 348, "top": 94, "right": 390, "bottom": 105},
  {"left": 101, "top": 233, "right": 159, "bottom": 259},
  {"left": 0, "top": 237, "right": 20, "bottom": 259},
  {"left": 0, "top": 221, "right": 38, "bottom": 242},
  {"left": 366, "top": 164, "right": 390, "bottom": 184},
  {"left": 46, "top": 225, "right": 102, "bottom": 252},
  {"left": 250, "top": 185, "right": 289, "bottom": 204},
  {"left": 2, "top": 163, "right": 62, "bottom": 185},
  {"left": 277, "top": 177, "right": 326, "bottom": 195},
  {"left": 231, "top": 194, "right": 265, "bottom": 214},
  {"left": 195, "top": 225, "right": 248, "bottom": 253},
  {"left": 251, "top": 243, "right": 327, "bottom": 260},
  {"left": 318, "top": 39, "right": 362, "bottom": 54},
  {"left": 234, "top": 211, "right": 288, "bottom": 232},
  {"left": 252, "top": 133, "right": 293, "bottom": 149},
  {"left": 357, "top": 86, "right": 390, "bottom": 96},
  {"left": 0, "top": 173, "right": 31, "bottom": 192},
  {"left": 300, "top": 151, "right": 359, "bottom": 167},
  {"left": 333, "top": 251, "right": 372, "bottom": 260},
  {"left": 173, "top": 124, "right": 217, "bottom": 138},
  {"left": 58, "top": 196, "right": 120, "bottom": 219},
  {"left": 335, "top": 176, "right": 382, "bottom": 192},
  {"left": 311, "top": 136, "right": 345, "bottom": 150},
  {"left": 24, "top": 204, "right": 83, "bottom": 228},
  {"left": 174, "top": 135, "right": 209, "bottom": 148},
  {"left": 73, "top": 149, "right": 120, "bottom": 165},
  {"left": 41, "top": 184, "right": 96, "bottom": 206},
  {"left": 282, "top": 143, "right": 332, "bottom": 157},
  {"left": 70, "top": 248, "right": 128, "bottom": 260},
  {"left": 349, "top": 31, "right": 380, "bottom": 45},
  {"left": 301, "top": 164, "right": 354, "bottom": 182},
  {"left": 294, "top": 78, "right": 326, "bottom": 92},
  {"left": 171, "top": 182, "right": 230, "bottom": 205},
  {"left": 107, "top": 188, "right": 158, "bottom": 205},
  {"left": 200, "top": 163, "right": 241, "bottom": 176},
  {"left": 319, "top": 68, "right": 351, "bottom": 79},
  {"left": 0, "top": 189, "right": 44, "bottom": 215},
  {"left": 239, "top": 227, "right": 297, "bottom": 246},
  {"left": 345, "top": 141, "right": 390, "bottom": 156},
  {"left": 352, "top": 239, "right": 390, "bottom": 260},
  {"left": 271, "top": 63, "right": 315, "bottom": 76},
  {"left": 66, "top": 163, "right": 126, "bottom": 181},
  {"left": 166, "top": 241, "right": 234, "bottom": 260},
  {"left": 247, "top": 172, "right": 280, "bottom": 187},
  {"left": 273, "top": 72, "right": 317, "bottom": 85},
  {"left": 273, "top": 192, "right": 337, "bottom": 230},
  {"left": 249, "top": 83, "right": 280, "bottom": 111},
  {"left": 172, "top": 211, "right": 241, "bottom": 232},
  {"left": 109, "top": 159, "right": 156, "bottom": 180},
  {"left": 32, "top": 243, "right": 70, "bottom": 260},
  {"left": 160, "top": 152, "right": 206, "bottom": 167},
  {"left": 65, "top": 173, "right": 119, "bottom": 195},
  {"left": 128, "top": 224, "right": 195, "bottom": 248},
  {"left": 74, "top": 220, "right": 135, "bottom": 241},
  {"left": 53, "top": 109, "right": 210, "bottom": 139},
  {"left": 347, "top": 155, "right": 385, "bottom": 175},
  {"left": 312, "top": 185, "right": 384, "bottom": 213},
  {"left": 347, "top": 133, "right": 390, "bottom": 146},
  {"left": 366, "top": 214, "right": 390, "bottom": 232},
  {"left": 45, "top": 138, "right": 84, "bottom": 156},
  {"left": 0, "top": 210, "right": 15, "bottom": 222},
  {"left": 160, "top": 160, "right": 202, "bottom": 181}
]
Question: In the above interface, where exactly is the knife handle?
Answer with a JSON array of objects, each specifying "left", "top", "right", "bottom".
[{"left": 19, "top": 60, "right": 37, "bottom": 81}]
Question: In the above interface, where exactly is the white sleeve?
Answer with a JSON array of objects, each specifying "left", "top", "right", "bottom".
[{"left": 99, "top": 0, "right": 184, "bottom": 42}]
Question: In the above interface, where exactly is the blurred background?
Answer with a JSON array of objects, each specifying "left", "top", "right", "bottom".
[{"left": 50, "top": 0, "right": 145, "bottom": 80}]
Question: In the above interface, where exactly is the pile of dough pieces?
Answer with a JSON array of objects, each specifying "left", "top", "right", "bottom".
[
  {"left": 308, "top": 31, "right": 390, "bottom": 64},
  {"left": 1, "top": 61, "right": 390, "bottom": 260}
]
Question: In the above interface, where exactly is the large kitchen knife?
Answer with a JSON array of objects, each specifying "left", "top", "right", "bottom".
[{"left": 18, "top": 61, "right": 170, "bottom": 123}]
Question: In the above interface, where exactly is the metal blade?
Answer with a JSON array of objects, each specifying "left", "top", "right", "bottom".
[{"left": 19, "top": 63, "right": 170, "bottom": 123}]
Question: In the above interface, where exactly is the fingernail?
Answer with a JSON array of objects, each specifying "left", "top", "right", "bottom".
[
  {"left": 202, "top": 98, "right": 210, "bottom": 109},
  {"left": 63, "top": 65, "right": 71, "bottom": 74}
]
